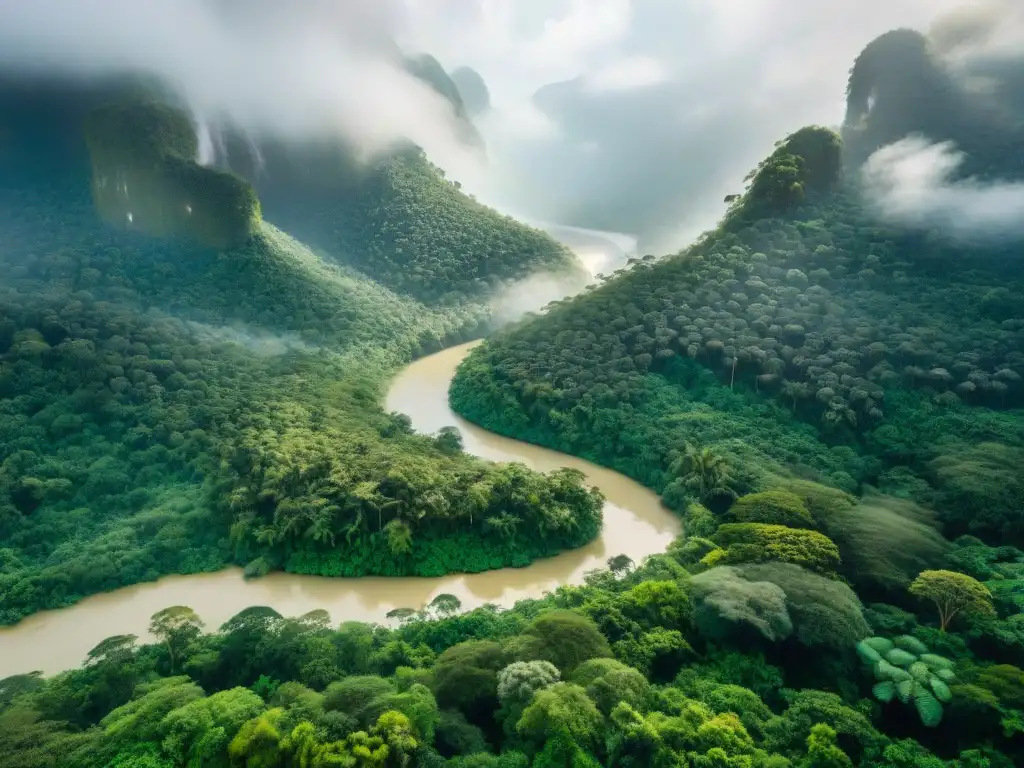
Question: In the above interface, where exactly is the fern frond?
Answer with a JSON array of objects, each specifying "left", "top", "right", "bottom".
[
  {"left": 893, "top": 635, "right": 929, "bottom": 655},
  {"left": 873, "top": 680, "right": 897, "bottom": 703},
  {"left": 930, "top": 677, "right": 952, "bottom": 703},
  {"left": 914, "top": 687, "right": 943, "bottom": 727},
  {"left": 857, "top": 640, "right": 883, "bottom": 665},
  {"left": 874, "top": 660, "right": 898, "bottom": 680},
  {"left": 896, "top": 679, "right": 914, "bottom": 703},
  {"left": 885, "top": 648, "right": 917, "bottom": 667},
  {"left": 862, "top": 636, "right": 895, "bottom": 654},
  {"left": 875, "top": 659, "right": 911, "bottom": 681},
  {"left": 909, "top": 662, "right": 931, "bottom": 682},
  {"left": 920, "top": 653, "right": 954, "bottom": 671},
  {"left": 893, "top": 666, "right": 912, "bottom": 682}
]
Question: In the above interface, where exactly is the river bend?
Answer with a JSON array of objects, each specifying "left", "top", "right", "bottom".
[{"left": 0, "top": 342, "right": 680, "bottom": 677}]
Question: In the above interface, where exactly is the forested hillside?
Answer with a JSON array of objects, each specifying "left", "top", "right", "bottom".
[
  {"left": 451, "top": 115, "right": 1024, "bottom": 542},
  {"left": 444, "top": 29, "right": 1024, "bottom": 765},
  {"left": 259, "top": 148, "right": 584, "bottom": 304},
  {"left": 3, "top": 15, "right": 1024, "bottom": 768},
  {"left": 0, "top": 79, "right": 601, "bottom": 624}
]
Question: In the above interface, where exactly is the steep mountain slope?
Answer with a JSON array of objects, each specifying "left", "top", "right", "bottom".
[
  {"left": 842, "top": 27, "right": 1024, "bottom": 178},
  {"left": 258, "top": 147, "right": 584, "bottom": 304},
  {"left": 0, "top": 81, "right": 600, "bottom": 624},
  {"left": 451, "top": 120, "right": 1024, "bottom": 547},
  {"left": 450, "top": 65, "right": 492, "bottom": 118},
  {"left": 1, "top": 72, "right": 583, "bottom": 306}
]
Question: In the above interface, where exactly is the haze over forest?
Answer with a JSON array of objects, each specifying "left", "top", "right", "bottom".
[
  {"left": 1, "top": 0, "right": 1020, "bottom": 249},
  {"left": 1, "top": 2, "right": 1024, "bottom": 768}
]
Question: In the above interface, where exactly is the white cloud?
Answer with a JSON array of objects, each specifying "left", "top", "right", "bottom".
[
  {"left": 480, "top": 101, "right": 561, "bottom": 141},
  {"left": 861, "top": 136, "right": 1024, "bottom": 239},
  {"left": 585, "top": 55, "right": 668, "bottom": 92},
  {"left": 4, "top": 0, "right": 1016, "bottom": 252},
  {"left": 397, "top": 0, "right": 981, "bottom": 251},
  {"left": 930, "top": 0, "right": 1024, "bottom": 59},
  {"left": 400, "top": 0, "right": 633, "bottom": 104},
  {"left": 0, "top": 0, "right": 477, "bottom": 170},
  {"left": 523, "top": 0, "right": 632, "bottom": 72}
]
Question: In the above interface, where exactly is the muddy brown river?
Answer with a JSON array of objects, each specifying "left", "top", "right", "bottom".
[{"left": 0, "top": 341, "right": 680, "bottom": 677}]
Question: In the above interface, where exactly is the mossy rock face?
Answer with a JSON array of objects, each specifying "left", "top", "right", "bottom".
[
  {"left": 729, "top": 490, "right": 815, "bottom": 529},
  {"left": 85, "top": 101, "right": 260, "bottom": 249}
]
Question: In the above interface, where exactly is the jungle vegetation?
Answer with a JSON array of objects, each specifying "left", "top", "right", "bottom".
[
  {"left": 2, "top": 533, "right": 1023, "bottom": 767},
  {"left": 450, "top": 119, "right": 1024, "bottom": 546},
  {"left": 2, "top": 20, "right": 1024, "bottom": 768},
  {"left": 438, "top": 25, "right": 1024, "bottom": 765},
  {"left": 251, "top": 145, "right": 583, "bottom": 305},
  {"left": 0, "top": 82, "right": 599, "bottom": 624}
]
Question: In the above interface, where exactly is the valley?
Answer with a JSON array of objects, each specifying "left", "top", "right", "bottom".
[
  {"left": 1, "top": 7, "right": 1023, "bottom": 767},
  {"left": 0, "top": 341, "right": 677, "bottom": 678}
]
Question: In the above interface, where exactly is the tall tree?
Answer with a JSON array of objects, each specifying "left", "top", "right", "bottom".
[
  {"left": 909, "top": 570, "right": 995, "bottom": 632},
  {"left": 149, "top": 606, "right": 204, "bottom": 674}
]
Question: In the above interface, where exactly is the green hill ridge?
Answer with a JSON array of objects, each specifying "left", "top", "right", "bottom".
[
  {"left": 450, "top": 123, "right": 1024, "bottom": 545},
  {"left": 0, "top": 85, "right": 599, "bottom": 624},
  {"left": 3, "top": 18, "right": 1024, "bottom": 768}
]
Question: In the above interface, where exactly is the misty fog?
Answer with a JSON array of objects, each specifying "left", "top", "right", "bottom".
[
  {"left": 490, "top": 223, "right": 638, "bottom": 326},
  {"left": 0, "top": 0, "right": 483, "bottom": 178},
  {"left": 404, "top": 0, "right": 1024, "bottom": 252},
  {"left": 1, "top": 0, "right": 1021, "bottom": 253},
  {"left": 862, "top": 136, "right": 1024, "bottom": 241}
]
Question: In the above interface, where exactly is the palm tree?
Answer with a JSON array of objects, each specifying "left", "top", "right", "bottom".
[
  {"left": 668, "top": 442, "right": 737, "bottom": 505},
  {"left": 607, "top": 554, "right": 634, "bottom": 576},
  {"left": 349, "top": 480, "right": 388, "bottom": 530},
  {"left": 305, "top": 507, "right": 337, "bottom": 546}
]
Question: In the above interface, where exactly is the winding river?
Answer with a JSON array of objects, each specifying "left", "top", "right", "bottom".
[{"left": 0, "top": 342, "right": 680, "bottom": 678}]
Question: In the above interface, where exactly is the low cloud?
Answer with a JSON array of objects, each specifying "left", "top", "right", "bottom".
[
  {"left": 0, "top": 0, "right": 481, "bottom": 175},
  {"left": 861, "top": 135, "right": 1024, "bottom": 240},
  {"left": 584, "top": 55, "right": 669, "bottom": 93},
  {"left": 402, "top": 0, "right": 1009, "bottom": 253},
  {"left": 185, "top": 320, "right": 322, "bottom": 357},
  {"left": 929, "top": 0, "right": 1024, "bottom": 123},
  {"left": 488, "top": 223, "right": 636, "bottom": 325}
]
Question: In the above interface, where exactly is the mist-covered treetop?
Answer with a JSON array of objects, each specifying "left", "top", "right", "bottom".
[
  {"left": 842, "top": 24, "right": 1024, "bottom": 179},
  {"left": 450, "top": 66, "right": 491, "bottom": 118}
]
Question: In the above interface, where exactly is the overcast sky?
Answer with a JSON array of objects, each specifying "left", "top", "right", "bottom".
[
  {"left": 399, "top": 0, "right": 1011, "bottom": 251},
  {"left": 0, "top": 0, "right": 1018, "bottom": 253}
]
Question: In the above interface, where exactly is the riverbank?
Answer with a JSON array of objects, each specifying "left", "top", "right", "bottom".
[{"left": 0, "top": 342, "right": 679, "bottom": 678}]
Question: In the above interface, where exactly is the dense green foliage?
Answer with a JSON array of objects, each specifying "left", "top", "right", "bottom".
[
  {"left": 263, "top": 148, "right": 584, "bottom": 304},
  {"left": 4, "top": 18, "right": 1024, "bottom": 768},
  {"left": 727, "top": 490, "right": 814, "bottom": 529},
  {"left": 5, "top": 537, "right": 1024, "bottom": 767},
  {"left": 857, "top": 636, "right": 955, "bottom": 728},
  {"left": 731, "top": 127, "right": 843, "bottom": 219},
  {"left": 0, "top": 128, "right": 600, "bottom": 624},
  {"left": 449, "top": 127, "right": 1024, "bottom": 544},
  {"left": 442, "top": 25, "right": 1024, "bottom": 766}
]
